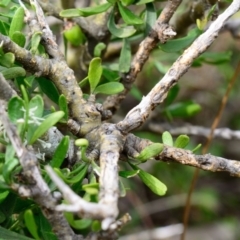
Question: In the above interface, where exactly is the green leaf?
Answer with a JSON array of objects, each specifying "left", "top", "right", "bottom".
[
  {"left": 88, "top": 57, "right": 102, "bottom": 93},
  {"left": 94, "top": 82, "right": 124, "bottom": 95},
  {"left": 58, "top": 94, "right": 68, "bottom": 121},
  {"left": 3, "top": 157, "right": 18, "bottom": 184},
  {"left": 118, "top": 2, "right": 143, "bottom": 25},
  {"left": 59, "top": 9, "right": 80, "bottom": 18},
  {"left": 9, "top": 7, "right": 25, "bottom": 39},
  {"left": 11, "top": 31, "right": 26, "bottom": 47},
  {"left": 162, "top": 131, "right": 173, "bottom": 146},
  {"left": 24, "top": 210, "right": 41, "bottom": 240},
  {"left": 0, "top": 180, "right": 9, "bottom": 190},
  {"left": 145, "top": 2, "right": 157, "bottom": 36},
  {"left": 0, "top": 226, "right": 34, "bottom": 240},
  {"left": 0, "top": 52, "right": 15, "bottom": 67},
  {"left": 119, "top": 38, "right": 131, "bottom": 73},
  {"left": 160, "top": 28, "right": 202, "bottom": 53},
  {"left": 192, "top": 143, "right": 202, "bottom": 153},
  {"left": 174, "top": 135, "right": 190, "bottom": 148},
  {"left": 64, "top": 212, "right": 92, "bottom": 230},
  {"left": 68, "top": 164, "right": 88, "bottom": 184},
  {"left": 36, "top": 212, "right": 58, "bottom": 240},
  {"left": 0, "top": 20, "right": 10, "bottom": 35},
  {"left": 72, "top": 218, "right": 92, "bottom": 230},
  {"left": 1, "top": 67, "right": 26, "bottom": 79},
  {"left": 108, "top": 9, "right": 136, "bottom": 38},
  {"left": 8, "top": 96, "right": 25, "bottom": 123},
  {"left": 119, "top": 179, "right": 126, "bottom": 197},
  {"left": 121, "top": 0, "right": 135, "bottom": 6},
  {"left": 29, "top": 95, "right": 44, "bottom": 118},
  {"left": 50, "top": 136, "right": 69, "bottom": 168},
  {"left": 94, "top": 42, "right": 106, "bottom": 57},
  {"left": 29, "top": 111, "right": 64, "bottom": 144},
  {"left": 119, "top": 170, "right": 139, "bottom": 178},
  {"left": 30, "top": 32, "right": 42, "bottom": 54},
  {"left": 165, "top": 101, "right": 201, "bottom": 118},
  {"left": 130, "top": 164, "right": 167, "bottom": 196},
  {"left": 136, "top": 0, "right": 154, "bottom": 5},
  {"left": 197, "top": 51, "right": 232, "bottom": 65},
  {"left": 0, "top": 0, "right": 11, "bottom": 7},
  {"left": 165, "top": 84, "right": 179, "bottom": 106},
  {"left": 36, "top": 77, "right": 60, "bottom": 104},
  {"left": 60, "top": 3, "right": 113, "bottom": 17},
  {"left": 0, "top": 190, "right": 9, "bottom": 204},
  {"left": 136, "top": 143, "right": 163, "bottom": 161},
  {"left": 64, "top": 25, "right": 86, "bottom": 46}
]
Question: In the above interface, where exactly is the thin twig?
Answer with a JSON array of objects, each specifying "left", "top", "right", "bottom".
[
  {"left": 103, "top": 0, "right": 182, "bottom": 113},
  {"left": 116, "top": 0, "right": 240, "bottom": 135}
]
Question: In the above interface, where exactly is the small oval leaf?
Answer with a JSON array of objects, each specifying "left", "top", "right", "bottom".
[
  {"left": 94, "top": 82, "right": 124, "bottom": 95},
  {"left": 29, "top": 111, "right": 64, "bottom": 144},
  {"left": 162, "top": 131, "right": 173, "bottom": 146},
  {"left": 88, "top": 57, "right": 102, "bottom": 93},
  {"left": 136, "top": 143, "right": 163, "bottom": 161},
  {"left": 174, "top": 135, "right": 190, "bottom": 148},
  {"left": 24, "top": 209, "right": 40, "bottom": 240}
]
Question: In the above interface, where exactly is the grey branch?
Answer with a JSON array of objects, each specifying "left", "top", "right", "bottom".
[
  {"left": 46, "top": 123, "right": 125, "bottom": 230},
  {"left": 148, "top": 123, "right": 240, "bottom": 140},
  {"left": 103, "top": 0, "right": 182, "bottom": 113},
  {"left": 125, "top": 134, "right": 240, "bottom": 177},
  {"left": 116, "top": 0, "right": 240, "bottom": 134},
  {"left": 0, "top": 73, "right": 17, "bottom": 100},
  {"left": 0, "top": 101, "right": 81, "bottom": 240}
]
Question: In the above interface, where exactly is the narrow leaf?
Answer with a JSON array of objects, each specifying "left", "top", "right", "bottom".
[
  {"left": 29, "top": 111, "right": 64, "bottom": 144},
  {"left": 24, "top": 210, "right": 41, "bottom": 240},
  {"left": 145, "top": 3, "right": 157, "bottom": 36},
  {"left": 60, "top": 3, "right": 112, "bottom": 17},
  {"left": 119, "top": 170, "right": 139, "bottom": 178},
  {"left": 119, "top": 38, "right": 131, "bottom": 73},
  {"left": 136, "top": 143, "right": 164, "bottom": 161},
  {"left": 108, "top": 9, "right": 136, "bottom": 38},
  {"left": 94, "top": 82, "right": 124, "bottom": 95},
  {"left": 36, "top": 77, "right": 60, "bottom": 104},
  {"left": 88, "top": 57, "right": 102, "bottom": 93},
  {"left": 162, "top": 131, "right": 173, "bottom": 146},
  {"left": 30, "top": 32, "right": 42, "bottom": 54},
  {"left": 131, "top": 164, "right": 167, "bottom": 196},
  {"left": 8, "top": 96, "right": 25, "bottom": 123},
  {"left": 1, "top": 67, "right": 26, "bottom": 79},
  {"left": 50, "top": 136, "right": 69, "bottom": 168},
  {"left": 160, "top": 28, "right": 202, "bottom": 53},
  {"left": 0, "top": 226, "right": 34, "bottom": 240},
  {"left": 118, "top": 2, "right": 143, "bottom": 25},
  {"left": 58, "top": 94, "right": 68, "bottom": 120},
  {"left": 9, "top": 7, "right": 24, "bottom": 38}
]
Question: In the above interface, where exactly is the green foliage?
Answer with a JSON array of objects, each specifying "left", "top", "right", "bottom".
[
  {"left": 60, "top": 3, "right": 113, "bottom": 17},
  {"left": 130, "top": 163, "right": 167, "bottom": 196},
  {"left": 0, "top": 1, "right": 238, "bottom": 238}
]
